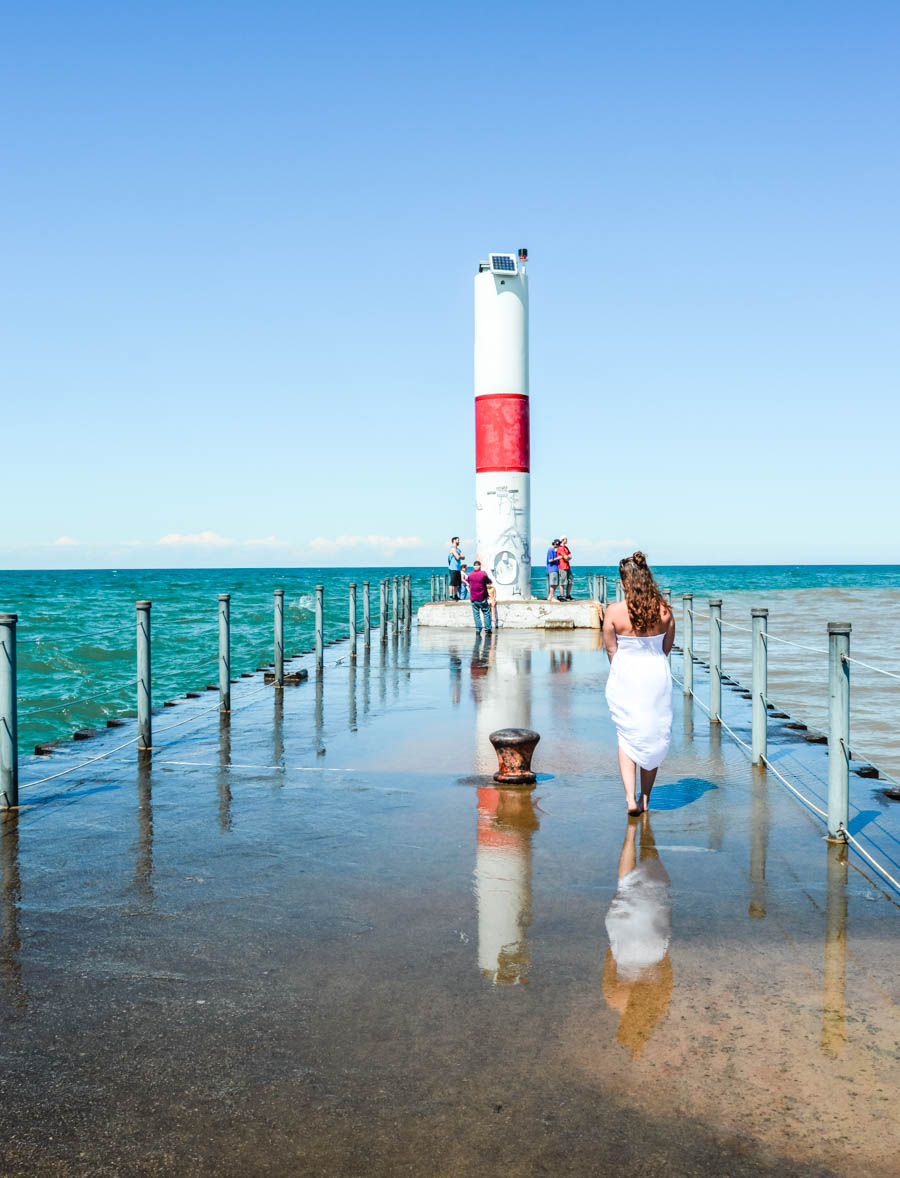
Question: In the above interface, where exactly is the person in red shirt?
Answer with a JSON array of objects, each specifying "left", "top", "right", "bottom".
[
  {"left": 556, "top": 537, "right": 573, "bottom": 600},
  {"left": 466, "top": 561, "right": 493, "bottom": 632}
]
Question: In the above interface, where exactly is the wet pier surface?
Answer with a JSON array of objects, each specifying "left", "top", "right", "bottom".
[{"left": 2, "top": 629, "right": 899, "bottom": 1177}]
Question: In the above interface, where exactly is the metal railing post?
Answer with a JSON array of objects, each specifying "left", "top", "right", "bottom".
[
  {"left": 315, "top": 585, "right": 324, "bottom": 674},
  {"left": 136, "top": 600, "right": 152, "bottom": 750},
  {"left": 615, "top": 579, "right": 623, "bottom": 602},
  {"left": 405, "top": 576, "right": 412, "bottom": 630},
  {"left": 827, "top": 622, "right": 851, "bottom": 841},
  {"left": 363, "top": 581, "right": 371, "bottom": 646},
  {"left": 219, "top": 594, "right": 231, "bottom": 710},
  {"left": 751, "top": 608, "right": 768, "bottom": 764},
  {"left": 444, "top": 572, "right": 449, "bottom": 599},
  {"left": 379, "top": 580, "right": 388, "bottom": 644},
  {"left": 430, "top": 574, "right": 435, "bottom": 602},
  {"left": 682, "top": 594, "right": 693, "bottom": 697},
  {"left": 391, "top": 576, "right": 398, "bottom": 634},
  {"left": 599, "top": 574, "right": 607, "bottom": 605},
  {"left": 709, "top": 598, "right": 722, "bottom": 722},
  {"left": 0, "top": 613, "right": 18, "bottom": 810},
  {"left": 349, "top": 583, "right": 357, "bottom": 658},
  {"left": 274, "top": 589, "right": 284, "bottom": 687}
]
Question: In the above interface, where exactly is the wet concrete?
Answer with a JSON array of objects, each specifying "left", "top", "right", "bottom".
[{"left": 1, "top": 630, "right": 899, "bottom": 1176}]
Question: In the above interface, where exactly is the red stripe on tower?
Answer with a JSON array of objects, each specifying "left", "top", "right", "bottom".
[{"left": 475, "top": 394, "right": 530, "bottom": 473}]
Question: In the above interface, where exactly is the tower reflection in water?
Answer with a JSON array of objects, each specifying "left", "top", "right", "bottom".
[
  {"left": 475, "top": 786, "right": 538, "bottom": 984},
  {"left": 468, "top": 631, "right": 538, "bottom": 984},
  {"left": 603, "top": 816, "right": 673, "bottom": 1056}
]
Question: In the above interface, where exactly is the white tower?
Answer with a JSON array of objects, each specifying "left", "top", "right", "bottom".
[{"left": 474, "top": 250, "right": 531, "bottom": 601}]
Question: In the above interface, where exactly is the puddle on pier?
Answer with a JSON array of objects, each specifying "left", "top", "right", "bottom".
[{"left": 0, "top": 627, "right": 898, "bottom": 1177}]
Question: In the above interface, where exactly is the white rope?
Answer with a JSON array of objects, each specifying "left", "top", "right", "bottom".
[
  {"left": 21, "top": 679, "right": 139, "bottom": 717},
  {"left": 719, "top": 618, "right": 754, "bottom": 633},
  {"left": 675, "top": 647, "right": 900, "bottom": 891},
  {"left": 719, "top": 716, "right": 753, "bottom": 754},
  {"left": 760, "top": 754, "right": 829, "bottom": 820},
  {"left": 18, "top": 735, "right": 141, "bottom": 789},
  {"left": 842, "top": 655, "right": 900, "bottom": 682},
  {"left": 843, "top": 831, "right": 900, "bottom": 893},
  {"left": 21, "top": 684, "right": 271, "bottom": 789},
  {"left": 761, "top": 632, "right": 829, "bottom": 656}
]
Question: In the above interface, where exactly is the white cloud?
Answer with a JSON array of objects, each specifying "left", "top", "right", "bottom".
[
  {"left": 53, "top": 536, "right": 80, "bottom": 546},
  {"left": 310, "top": 534, "right": 423, "bottom": 554},
  {"left": 245, "top": 536, "right": 288, "bottom": 547},
  {"left": 158, "top": 531, "right": 231, "bottom": 547}
]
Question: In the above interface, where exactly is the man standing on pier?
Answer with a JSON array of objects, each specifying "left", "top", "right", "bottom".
[
  {"left": 557, "top": 536, "right": 573, "bottom": 600},
  {"left": 467, "top": 561, "right": 493, "bottom": 632},
  {"left": 448, "top": 537, "right": 464, "bottom": 600},
  {"left": 546, "top": 540, "right": 560, "bottom": 601}
]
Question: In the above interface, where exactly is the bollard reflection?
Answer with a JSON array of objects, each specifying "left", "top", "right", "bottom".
[
  {"left": 362, "top": 643, "right": 371, "bottom": 716},
  {"left": 749, "top": 764, "right": 769, "bottom": 919},
  {"left": 474, "top": 786, "right": 538, "bottom": 985},
  {"left": 706, "top": 725, "right": 725, "bottom": 852},
  {"left": 273, "top": 687, "right": 284, "bottom": 770},
  {"left": 348, "top": 660, "right": 357, "bottom": 732},
  {"left": 822, "top": 840, "right": 848, "bottom": 1056},
  {"left": 315, "top": 673, "right": 325, "bottom": 755},
  {"left": 133, "top": 751, "right": 154, "bottom": 901},
  {"left": 0, "top": 811, "right": 26, "bottom": 1007},
  {"left": 603, "top": 815, "right": 673, "bottom": 1056},
  {"left": 217, "top": 712, "right": 232, "bottom": 832}
]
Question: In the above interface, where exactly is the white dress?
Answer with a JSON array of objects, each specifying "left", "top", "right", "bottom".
[
  {"left": 605, "top": 856, "right": 672, "bottom": 979},
  {"left": 605, "top": 632, "right": 673, "bottom": 770}
]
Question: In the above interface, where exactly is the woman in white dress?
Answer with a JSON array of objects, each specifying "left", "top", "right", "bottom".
[{"left": 603, "top": 552, "right": 675, "bottom": 815}]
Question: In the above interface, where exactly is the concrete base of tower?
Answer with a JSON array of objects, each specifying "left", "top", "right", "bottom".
[{"left": 416, "top": 599, "right": 603, "bottom": 630}]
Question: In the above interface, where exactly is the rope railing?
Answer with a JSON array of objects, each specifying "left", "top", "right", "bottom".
[
  {"left": 674, "top": 598, "right": 899, "bottom": 894},
  {"left": 21, "top": 682, "right": 273, "bottom": 791},
  {"left": 842, "top": 655, "right": 900, "bottom": 682},
  {"left": 20, "top": 679, "right": 139, "bottom": 717}
]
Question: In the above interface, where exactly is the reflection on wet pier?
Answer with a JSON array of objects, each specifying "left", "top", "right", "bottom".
[
  {"left": 0, "top": 813, "right": 24, "bottom": 1006},
  {"left": 475, "top": 787, "right": 537, "bottom": 984}
]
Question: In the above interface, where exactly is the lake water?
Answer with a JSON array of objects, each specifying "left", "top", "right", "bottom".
[{"left": 2, "top": 565, "right": 898, "bottom": 777}]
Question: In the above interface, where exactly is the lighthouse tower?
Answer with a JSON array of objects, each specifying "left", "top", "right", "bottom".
[{"left": 474, "top": 250, "right": 531, "bottom": 601}]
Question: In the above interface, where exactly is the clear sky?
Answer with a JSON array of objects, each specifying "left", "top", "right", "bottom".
[{"left": 2, "top": 1, "right": 898, "bottom": 569}]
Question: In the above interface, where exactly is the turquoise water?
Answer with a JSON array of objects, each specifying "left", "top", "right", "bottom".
[{"left": 2, "top": 565, "right": 899, "bottom": 757}]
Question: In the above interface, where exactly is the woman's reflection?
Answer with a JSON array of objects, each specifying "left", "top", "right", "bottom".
[
  {"left": 475, "top": 787, "right": 538, "bottom": 985},
  {"left": 603, "top": 814, "right": 673, "bottom": 1055}
]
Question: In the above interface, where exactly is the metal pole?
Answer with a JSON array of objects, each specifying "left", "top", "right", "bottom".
[
  {"left": 136, "top": 600, "right": 152, "bottom": 750},
  {"left": 751, "top": 608, "right": 768, "bottom": 765},
  {"left": 392, "top": 576, "right": 398, "bottom": 634},
  {"left": 615, "top": 579, "right": 623, "bottom": 602},
  {"left": 349, "top": 582, "right": 357, "bottom": 658},
  {"left": 444, "top": 572, "right": 449, "bottom": 599},
  {"left": 709, "top": 598, "right": 722, "bottom": 723},
  {"left": 827, "top": 622, "right": 851, "bottom": 841},
  {"left": 363, "top": 581, "right": 371, "bottom": 647},
  {"left": 315, "top": 584, "right": 324, "bottom": 674},
  {"left": 274, "top": 589, "right": 284, "bottom": 687},
  {"left": 379, "top": 580, "right": 388, "bottom": 644},
  {"left": 682, "top": 594, "right": 693, "bottom": 697},
  {"left": 0, "top": 614, "right": 18, "bottom": 810},
  {"left": 219, "top": 594, "right": 231, "bottom": 711},
  {"left": 662, "top": 587, "right": 671, "bottom": 604},
  {"left": 600, "top": 574, "right": 607, "bottom": 606},
  {"left": 405, "top": 576, "right": 412, "bottom": 630}
]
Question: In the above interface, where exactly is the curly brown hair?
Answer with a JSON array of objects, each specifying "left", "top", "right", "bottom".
[{"left": 619, "top": 551, "right": 669, "bottom": 634}]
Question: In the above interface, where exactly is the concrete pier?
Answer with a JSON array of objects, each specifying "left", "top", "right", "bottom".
[
  {"left": 1, "top": 628, "right": 898, "bottom": 1177},
  {"left": 418, "top": 598, "right": 603, "bottom": 629}
]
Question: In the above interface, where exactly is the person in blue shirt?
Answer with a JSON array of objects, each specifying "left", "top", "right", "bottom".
[
  {"left": 448, "top": 536, "right": 464, "bottom": 600},
  {"left": 546, "top": 540, "right": 560, "bottom": 601}
]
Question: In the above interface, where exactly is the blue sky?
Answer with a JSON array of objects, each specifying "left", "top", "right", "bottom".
[{"left": 2, "top": 1, "right": 898, "bottom": 568}]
